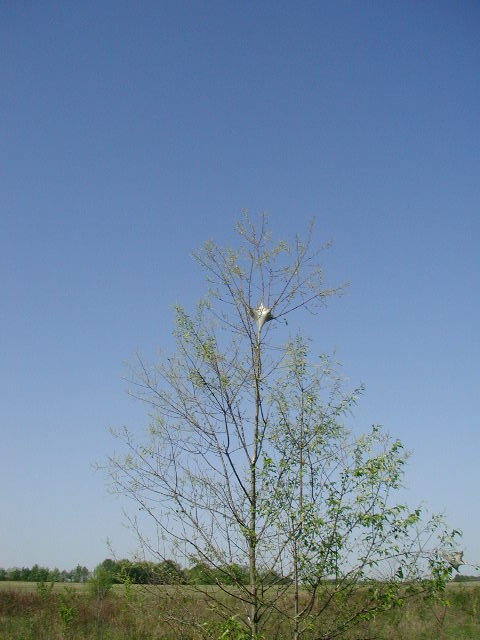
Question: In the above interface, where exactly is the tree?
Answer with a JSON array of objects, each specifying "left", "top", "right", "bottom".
[
  {"left": 108, "top": 213, "right": 459, "bottom": 639},
  {"left": 71, "top": 564, "right": 90, "bottom": 583},
  {"left": 185, "top": 561, "right": 217, "bottom": 585},
  {"left": 87, "top": 563, "right": 114, "bottom": 599}
]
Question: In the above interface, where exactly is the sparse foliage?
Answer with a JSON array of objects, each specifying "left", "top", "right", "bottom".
[
  {"left": 107, "top": 213, "right": 460, "bottom": 639},
  {"left": 87, "top": 565, "right": 113, "bottom": 600}
]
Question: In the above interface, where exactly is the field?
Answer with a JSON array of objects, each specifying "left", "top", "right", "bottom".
[{"left": 0, "top": 581, "right": 479, "bottom": 639}]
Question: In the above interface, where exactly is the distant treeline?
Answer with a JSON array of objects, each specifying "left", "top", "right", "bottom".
[
  {"left": 0, "top": 559, "right": 290, "bottom": 586},
  {"left": 0, "top": 564, "right": 90, "bottom": 583},
  {"left": 96, "top": 558, "right": 290, "bottom": 586},
  {"left": 2, "top": 560, "right": 478, "bottom": 586}
]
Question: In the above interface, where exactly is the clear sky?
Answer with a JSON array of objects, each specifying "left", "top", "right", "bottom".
[{"left": 1, "top": 1, "right": 479, "bottom": 572}]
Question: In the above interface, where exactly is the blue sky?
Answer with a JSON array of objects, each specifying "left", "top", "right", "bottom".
[{"left": 1, "top": 1, "right": 479, "bottom": 571}]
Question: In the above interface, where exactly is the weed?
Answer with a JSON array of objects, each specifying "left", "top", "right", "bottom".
[{"left": 35, "top": 580, "right": 54, "bottom": 601}]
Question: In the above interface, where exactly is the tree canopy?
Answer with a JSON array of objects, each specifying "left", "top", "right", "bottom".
[{"left": 108, "top": 214, "right": 461, "bottom": 640}]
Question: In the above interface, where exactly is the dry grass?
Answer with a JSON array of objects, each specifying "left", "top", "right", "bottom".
[{"left": 0, "top": 582, "right": 479, "bottom": 639}]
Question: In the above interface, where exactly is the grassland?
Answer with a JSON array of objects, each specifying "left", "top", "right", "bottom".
[{"left": 0, "top": 581, "right": 479, "bottom": 639}]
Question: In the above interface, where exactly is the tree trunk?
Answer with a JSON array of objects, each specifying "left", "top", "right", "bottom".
[{"left": 249, "top": 332, "right": 261, "bottom": 638}]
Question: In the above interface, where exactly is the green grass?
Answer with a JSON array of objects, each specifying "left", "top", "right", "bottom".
[{"left": 0, "top": 582, "right": 479, "bottom": 639}]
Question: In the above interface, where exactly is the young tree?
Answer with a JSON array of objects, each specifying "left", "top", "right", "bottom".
[{"left": 108, "top": 214, "right": 459, "bottom": 639}]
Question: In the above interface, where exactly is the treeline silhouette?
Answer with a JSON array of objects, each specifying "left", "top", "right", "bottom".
[
  {"left": 452, "top": 574, "right": 480, "bottom": 582},
  {"left": 95, "top": 558, "right": 289, "bottom": 585},
  {"left": 0, "top": 559, "right": 290, "bottom": 586},
  {"left": 0, "top": 564, "right": 89, "bottom": 583}
]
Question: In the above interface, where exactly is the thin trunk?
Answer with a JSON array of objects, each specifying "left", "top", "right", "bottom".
[
  {"left": 293, "top": 390, "right": 304, "bottom": 640},
  {"left": 293, "top": 538, "right": 299, "bottom": 640},
  {"left": 249, "top": 331, "right": 261, "bottom": 639}
]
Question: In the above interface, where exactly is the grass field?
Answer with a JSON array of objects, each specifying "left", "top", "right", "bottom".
[{"left": 0, "top": 581, "right": 479, "bottom": 639}]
